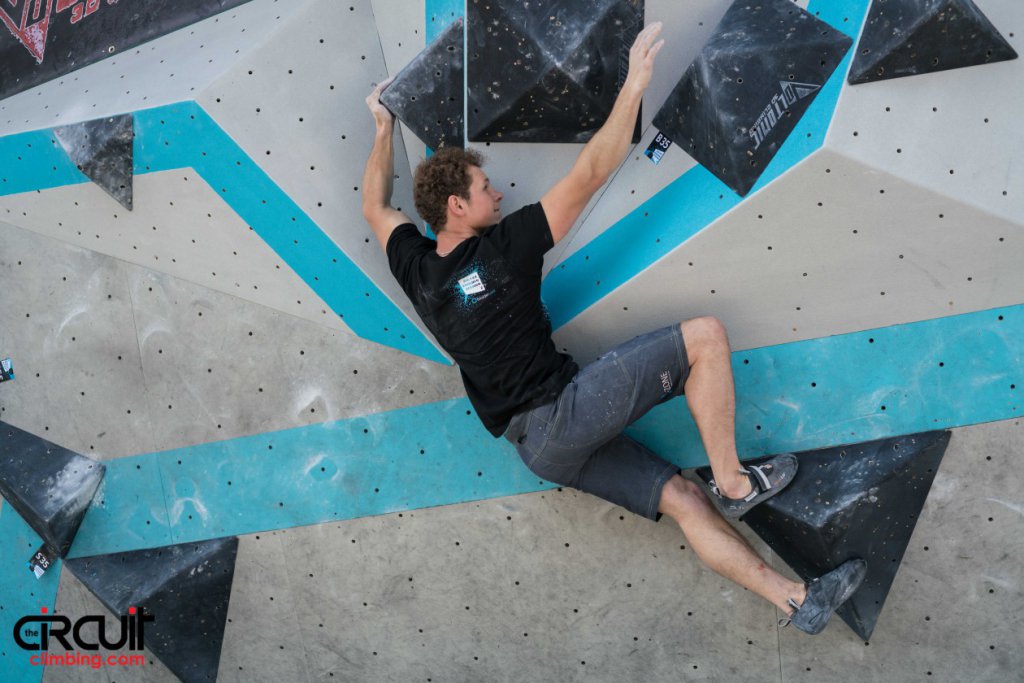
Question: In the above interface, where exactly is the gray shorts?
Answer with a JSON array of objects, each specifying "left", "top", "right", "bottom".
[{"left": 504, "top": 324, "right": 690, "bottom": 521}]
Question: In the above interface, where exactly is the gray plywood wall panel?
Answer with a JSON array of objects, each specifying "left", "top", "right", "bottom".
[
  {"left": 231, "top": 487, "right": 777, "bottom": 681},
  {"left": 47, "top": 569, "right": 181, "bottom": 683},
  {"left": 827, "top": 0, "right": 1023, "bottom": 226},
  {"left": 0, "top": 170, "right": 343, "bottom": 333},
  {"left": 0, "top": 0, "right": 306, "bottom": 138},
  {"left": 195, "top": 0, "right": 436, "bottom": 356},
  {"left": 0, "top": 211, "right": 463, "bottom": 463},
  {"left": 554, "top": 147, "right": 1024, "bottom": 363},
  {"left": 123, "top": 261, "right": 463, "bottom": 453},
  {"left": 371, "top": 0, "right": 430, "bottom": 180},
  {"left": 553, "top": 128, "right": 701, "bottom": 266},
  {"left": 0, "top": 220, "right": 159, "bottom": 461},
  {"left": 215, "top": 529, "right": 313, "bottom": 682}
]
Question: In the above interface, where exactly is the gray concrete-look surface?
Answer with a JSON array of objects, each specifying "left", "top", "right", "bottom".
[
  {"left": 36, "top": 417, "right": 1024, "bottom": 682},
  {"left": 0, "top": 218, "right": 464, "bottom": 461},
  {"left": 553, "top": 147, "right": 1024, "bottom": 363},
  {"left": 0, "top": 170, "right": 345, "bottom": 333}
]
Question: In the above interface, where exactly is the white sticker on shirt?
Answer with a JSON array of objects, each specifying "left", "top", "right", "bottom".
[{"left": 458, "top": 271, "right": 486, "bottom": 296}]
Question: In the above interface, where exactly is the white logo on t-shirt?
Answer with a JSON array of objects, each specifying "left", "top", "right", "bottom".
[{"left": 458, "top": 271, "right": 486, "bottom": 296}]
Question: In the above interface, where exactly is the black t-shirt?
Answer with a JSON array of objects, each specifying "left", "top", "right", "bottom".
[{"left": 387, "top": 203, "right": 578, "bottom": 437}]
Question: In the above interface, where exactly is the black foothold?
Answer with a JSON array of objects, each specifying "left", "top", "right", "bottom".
[
  {"left": 380, "top": 19, "right": 464, "bottom": 149},
  {"left": 65, "top": 536, "right": 240, "bottom": 683},
  {"left": 848, "top": 0, "right": 1018, "bottom": 85},
  {"left": 652, "top": 0, "right": 851, "bottom": 196},
  {"left": 467, "top": 0, "right": 644, "bottom": 143},
  {"left": 53, "top": 114, "right": 135, "bottom": 211},
  {"left": 696, "top": 430, "right": 951, "bottom": 639},
  {"left": 0, "top": 421, "right": 105, "bottom": 558}
]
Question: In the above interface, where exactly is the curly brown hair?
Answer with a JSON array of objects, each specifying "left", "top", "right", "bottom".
[{"left": 413, "top": 147, "right": 484, "bottom": 231}]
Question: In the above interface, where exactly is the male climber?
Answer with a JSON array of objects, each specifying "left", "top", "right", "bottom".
[{"left": 362, "top": 22, "right": 865, "bottom": 634}]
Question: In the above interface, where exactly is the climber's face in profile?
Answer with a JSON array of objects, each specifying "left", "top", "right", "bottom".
[{"left": 453, "top": 165, "right": 503, "bottom": 230}]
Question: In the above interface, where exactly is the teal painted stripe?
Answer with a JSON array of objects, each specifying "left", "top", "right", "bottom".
[
  {"left": 426, "top": 0, "right": 463, "bottom": 41},
  {"left": 0, "top": 102, "right": 448, "bottom": 365},
  {"left": 65, "top": 303, "right": 1021, "bottom": 558},
  {"left": 0, "top": 499, "right": 59, "bottom": 683},
  {"left": 544, "top": 0, "right": 871, "bottom": 330},
  {"left": 627, "top": 305, "right": 1022, "bottom": 461},
  {"left": 69, "top": 400, "right": 547, "bottom": 557},
  {"left": 0, "top": 129, "right": 85, "bottom": 194}
]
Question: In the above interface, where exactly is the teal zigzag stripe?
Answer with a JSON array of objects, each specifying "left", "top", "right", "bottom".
[
  {"left": 0, "top": 102, "right": 448, "bottom": 364},
  {"left": 57, "top": 302, "right": 1024, "bottom": 560}
]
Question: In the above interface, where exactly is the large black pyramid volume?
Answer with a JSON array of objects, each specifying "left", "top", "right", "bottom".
[
  {"left": 65, "top": 537, "right": 240, "bottom": 683},
  {"left": 696, "top": 431, "right": 951, "bottom": 640},
  {"left": 381, "top": 18, "right": 465, "bottom": 149},
  {"left": 848, "top": 0, "right": 1017, "bottom": 84},
  {"left": 53, "top": 114, "right": 135, "bottom": 211},
  {"left": 0, "top": 421, "right": 105, "bottom": 558},
  {"left": 468, "top": 0, "right": 644, "bottom": 143},
  {"left": 652, "top": 0, "right": 851, "bottom": 197}
]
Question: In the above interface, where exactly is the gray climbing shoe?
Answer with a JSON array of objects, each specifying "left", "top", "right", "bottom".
[
  {"left": 785, "top": 559, "right": 868, "bottom": 635},
  {"left": 707, "top": 453, "right": 798, "bottom": 519}
]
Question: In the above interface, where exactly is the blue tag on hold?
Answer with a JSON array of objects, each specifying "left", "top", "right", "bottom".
[
  {"left": 0, "top": 358, "right": 13, "bottom": 383},
  {"left": 644, "top": 131, "right": 673, "bottom": 165}
]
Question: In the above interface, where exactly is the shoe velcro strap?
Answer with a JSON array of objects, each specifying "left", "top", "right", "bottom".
[{"left": 742, "top": 463, "right": 774, "bottom": 493}]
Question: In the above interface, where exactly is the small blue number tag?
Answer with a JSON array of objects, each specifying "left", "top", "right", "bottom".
[{"left": 644, "top": 132, "right": 673, "bottom": 165}]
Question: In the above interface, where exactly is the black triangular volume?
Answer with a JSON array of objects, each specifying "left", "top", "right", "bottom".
[
  {"left": 696, "top": 431, "right": 952, "bottom": 640},
  {"left": 652, "top": 0, "right": 852, "bottom": 196},
  {"left": 467, "top": 0, "right": 643, "bottom": 143},
  {"left": 849, "top": 0, "right": 1018, "bottom": 84},
  {"left": 65, "top": 537, "right": 240, "bottom": 683},
  {"left": 53, "top": 114, "right": 135, "bottom": 211},
  {"left": 381, "top": 18, "right": 465, "bottom": 149},
  {"left": 0, "top": 421, "right": 105, "bottom": 558}
]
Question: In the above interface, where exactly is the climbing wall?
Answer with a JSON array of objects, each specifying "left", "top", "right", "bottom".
[{"left": 1, "top": 0, "right": 1021, "bottom": 681}]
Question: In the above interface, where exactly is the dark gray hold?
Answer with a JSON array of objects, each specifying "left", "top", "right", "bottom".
[
  {"left": 65, "top": 537, "right": 239, "bottom": 683},
  {"left": 696, "top": 430, "right": 951, "bottom": 640},
  {"left": 467, "top": 0, "right": 644, "bottom": 143},
  {"left": 0, "top": 421, "right": 105, "bottom": 558},
  {"left": 53, "top": 114, "right": 135, "bottom": 211},
  {"left": 848, "top": 0, "right": 1018, "bottom": 84},
  {"left": 381, "top": 18, "right": 465, "bottom": 149},
  {"left": 652, "top": 0, "right": 851, "bottom": 196}
]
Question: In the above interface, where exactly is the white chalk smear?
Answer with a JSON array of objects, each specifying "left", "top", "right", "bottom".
[
  {"left": 986, "top": 497, "right": 1024, "bottom": 518},
  {"left": 981, "top": 574, "right": 1016, "bottom": 590}
]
